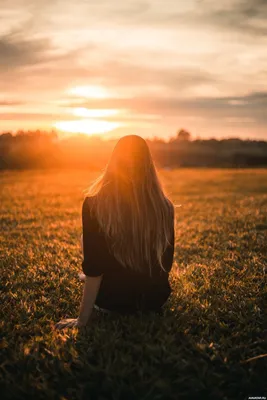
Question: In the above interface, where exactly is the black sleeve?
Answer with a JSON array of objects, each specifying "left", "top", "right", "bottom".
[{"left": 81, "top": 197, "right": 106, "bottom": 277}]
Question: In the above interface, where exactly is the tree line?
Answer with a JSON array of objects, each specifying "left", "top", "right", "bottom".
[{"left": 0, "top": 129, "right": 267, "bottom": 170}]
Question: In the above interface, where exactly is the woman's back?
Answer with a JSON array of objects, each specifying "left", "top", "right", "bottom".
[{"left": 82, "top": 195, "right": 175, "bottom": 314}]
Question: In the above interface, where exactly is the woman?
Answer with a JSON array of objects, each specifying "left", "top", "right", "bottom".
[{"left": 55, "top": 135, "right": 175, "bottom": 329}]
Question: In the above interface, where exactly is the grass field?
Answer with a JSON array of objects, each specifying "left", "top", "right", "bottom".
[{"left": 1, "top": 168, "right": 267, "bottom": 400}]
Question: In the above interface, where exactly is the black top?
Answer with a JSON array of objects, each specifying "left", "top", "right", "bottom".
[{"left": 82, "top": 196, "right": 175, "bottom": 314}]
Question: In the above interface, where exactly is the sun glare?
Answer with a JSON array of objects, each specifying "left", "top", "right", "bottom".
[
  {"left": 54, "top": 119, "right": 120, "bottom": 135},
  {"left": 68, "top": 85, "right": 111, "bottom": 99}
]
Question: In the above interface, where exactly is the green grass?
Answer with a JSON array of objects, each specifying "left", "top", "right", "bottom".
[{"left": 1, "top": 168, "right": 267, "bottom": 400}]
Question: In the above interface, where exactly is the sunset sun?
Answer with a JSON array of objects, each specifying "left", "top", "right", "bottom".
[
  {"left": 54, "top": 119, "right": 120, "bottom": 135},
  {"left": 54, "top": 86, "right": 121, "bottom": 135}
]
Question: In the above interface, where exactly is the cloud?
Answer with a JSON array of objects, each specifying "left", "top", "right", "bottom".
[
  {"left": 0, "top": 43, "right": 217, "bottom": 97},
  {"left": 105, "top": 0, "right": 267, "bottom": 38},
  {"left": 77, "top": 61, "right": 215, "bottom": 91},
  {"left": 232, "top": 0, "right": 267, "bottom": 18},
  {"left": 2, "top": 91, "right": 265, "bottom": 128},
  {"left": 2, "top": 0, "right": 267, "bottom": 39},
  {"left": 63, "top": 91, "right": 267, "bottom": 124},
  {"left": 0, "top": 26, "right": 96, "bottom": 96},
  {"left": 0, "top": 30, "right": 51, "bottom": 70},
  {"left": 0, "top": 112, "right": 73, "bottom": 122},
  {"left": 0, "top": 100, "right": 25, "bottom": 106},
  {"left": 246, "top": 91, "right": 267, "bottom": 102},
  {"left": 181, "top": 0, "right": 267, "bottom": 38},
  {"left": 0, "top": 24, "right": 90, "bottom": 74}
]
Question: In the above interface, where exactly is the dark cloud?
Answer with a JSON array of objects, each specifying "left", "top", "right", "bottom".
[
  {"left": 246, "top": 91, "right": 267, "bottom": 102},
  {"left": 236, "top": 0, "right": 267, "bottom": 18},
  {"left": 0, "top": 31, "right": 51, "bottom": 70},
  {"left": 0, "top": 26, "right": 89, "bottom": 73},
  {"left": 191, "top": 0, "right": 267, "bottom": 37},
  {"left": 171, "top": 91, "right": 267, "bottom": 111}
]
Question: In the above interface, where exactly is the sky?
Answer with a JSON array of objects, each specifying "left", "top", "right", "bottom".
[{"left": 0, "top": 0, "right": 267, "bottom": 140}]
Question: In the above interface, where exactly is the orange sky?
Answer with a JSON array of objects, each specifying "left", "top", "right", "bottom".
[{"left": 0, "top": 0, "right": 267, "bottom": 140}]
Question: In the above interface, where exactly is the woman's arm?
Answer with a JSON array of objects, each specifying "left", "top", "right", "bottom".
[
  {"left": 77, "top": 275, "right": 103, "bottom": 325},
  {"left": 55, "top": 198, "right": 105, "bottom": 329},
  {"left": 55, "top": 275, "right": 103, "bottom": 329}
]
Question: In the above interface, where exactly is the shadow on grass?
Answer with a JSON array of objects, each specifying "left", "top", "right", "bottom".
[{"left": 52, "top": 282, "right": 266, "bottom": 400}]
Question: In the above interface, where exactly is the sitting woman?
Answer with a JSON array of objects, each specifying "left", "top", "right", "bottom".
[{"left": 56, "top": 135, "right": 175, "bottom": 329}]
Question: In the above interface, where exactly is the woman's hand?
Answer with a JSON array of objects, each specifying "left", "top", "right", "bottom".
[
  {"left": 54, "top": 318, "right": 85, "bottom": 330},
  {"left": 78, "top": 272, "right": 86, "bottom": 281}
]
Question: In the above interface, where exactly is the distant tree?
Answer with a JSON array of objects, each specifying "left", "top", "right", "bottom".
[
  {"left": 150, "top": 136, "right": 165, "bottom": 144},
  {"left": 1, "top": 128, "right": 267, "bottom": 169},
  {"left": 0, "top": 132, "right": 13, "bottom": 141},
  {"left": 176, "top": 129, "right": 191, "bottom": 141}
]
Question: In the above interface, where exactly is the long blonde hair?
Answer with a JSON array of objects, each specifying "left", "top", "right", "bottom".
[{"left": 86, "top": 135, "right": 174, "bottom": 276}]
